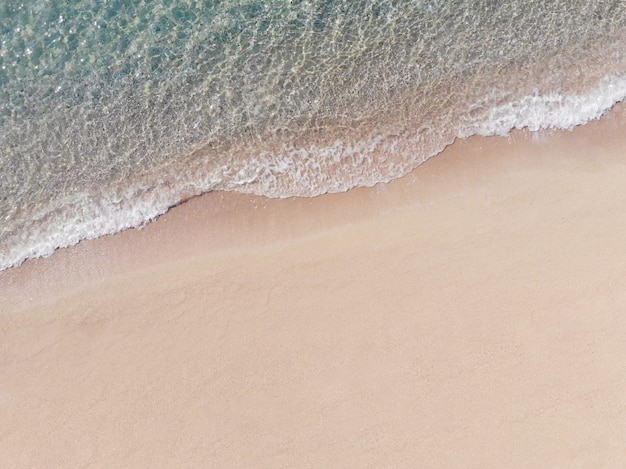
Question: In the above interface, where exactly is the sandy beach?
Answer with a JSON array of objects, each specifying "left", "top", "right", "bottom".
[{"left": 2, "top": 103, "right": 626, "bottom": 466}]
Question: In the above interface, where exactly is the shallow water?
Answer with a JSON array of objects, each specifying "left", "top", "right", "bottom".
[{"left": 1, "top": 0, "right": 626, "bottom": 270}]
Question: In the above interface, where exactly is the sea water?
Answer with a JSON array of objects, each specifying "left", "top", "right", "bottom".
[{"left": 1, "top": 0, "right": 626, "bottom": 270}]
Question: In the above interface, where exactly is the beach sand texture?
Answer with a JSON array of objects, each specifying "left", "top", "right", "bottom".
[{"left": 2, "top": 104, "right": 626, "bottom": 467}]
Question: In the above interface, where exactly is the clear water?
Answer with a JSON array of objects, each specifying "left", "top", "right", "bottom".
[{"left": 1, "top": 0, "right": 626, "bottom": 270}]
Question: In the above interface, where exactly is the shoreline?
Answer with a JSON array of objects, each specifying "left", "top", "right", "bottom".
[
  {"left": 4, "top": 69, "right": 626, "bottom": 274},
  {"left": 3, "top": 102, "right": 626, "bottom": 313},
  {"left": 2, "top": 102, "right": 626, "bottom": 465}
]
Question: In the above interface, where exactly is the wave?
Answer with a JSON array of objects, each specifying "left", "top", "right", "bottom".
[
  {"left": 459, "top": 75, "right": 626, "bottom": 137},
  {"left": 1, "top": 73, "right": 625, "bottom": 272}
]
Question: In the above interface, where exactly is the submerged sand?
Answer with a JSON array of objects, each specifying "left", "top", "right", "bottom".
[{"left": 2, "top": 104, "right": 626, "bottom": 466}]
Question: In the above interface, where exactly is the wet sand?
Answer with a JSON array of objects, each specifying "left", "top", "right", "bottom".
[{"left": 2, "top": 104, "right": 626, "bottom": 467}]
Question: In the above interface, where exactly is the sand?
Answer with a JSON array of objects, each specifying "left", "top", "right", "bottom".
[{"left": 2, "top": 104, "right": 626, "bottom": 467}]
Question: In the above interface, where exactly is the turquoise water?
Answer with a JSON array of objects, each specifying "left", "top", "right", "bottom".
[{"left": 1, "top": 0, "right": 626, "bottom": 270}]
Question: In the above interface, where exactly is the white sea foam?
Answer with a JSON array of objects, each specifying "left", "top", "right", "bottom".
[
  {"left": 0, "top": 178, "right": 220, "bottom": 272},
  {"left": 459, "top": 75, "right": 626, "bottom": 138}
]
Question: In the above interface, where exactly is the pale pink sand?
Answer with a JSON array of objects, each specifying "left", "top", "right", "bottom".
[{"left": 2, "top": 104, "right": 626, "bottom": 467}]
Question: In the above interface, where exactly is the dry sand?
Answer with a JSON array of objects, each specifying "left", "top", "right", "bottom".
[{"left": 2, "top": 104, "right": 626, "bottom": 467}]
